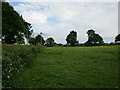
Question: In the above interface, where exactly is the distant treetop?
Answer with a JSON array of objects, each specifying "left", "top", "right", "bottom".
[
  {"left": 115, "top": 34, "right": 120, "bottom": 43},
  {"left": 85, "top": 29, "right": 104, "bottom": 46}
]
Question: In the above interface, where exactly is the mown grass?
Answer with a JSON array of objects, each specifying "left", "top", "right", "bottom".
[{"left": 6, "top": 46, "right": 119, "bottom": 88}]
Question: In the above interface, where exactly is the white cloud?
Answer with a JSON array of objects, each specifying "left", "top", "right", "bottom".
[
  {"left": 22, "top": 11, "right": 47, "bottom": 25},
  {"left": 10, "top": 2, "right": 118, "bottom": 43},
  {"left": 6, "top": 0, "right": 119, "bottom": 2}
]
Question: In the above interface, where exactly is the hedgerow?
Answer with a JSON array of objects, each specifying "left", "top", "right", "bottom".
[{"left": 2, "top": 44, "right": 44, "bottom": 88}]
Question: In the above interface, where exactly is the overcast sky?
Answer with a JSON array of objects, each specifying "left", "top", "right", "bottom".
[{"left": 7, "top": 0, "right": 118, "bottom": 44}]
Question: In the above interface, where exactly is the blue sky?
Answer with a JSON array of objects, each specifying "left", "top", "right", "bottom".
[{"left": 7, "top": 0, "right": 118, "bottom": 44}]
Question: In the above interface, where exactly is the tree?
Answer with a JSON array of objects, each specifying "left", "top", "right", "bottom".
[
  {"left": 35, "top": 34, "right": 45, "bottom": 45},
  {"left": 109, "top": 42, "right": 116, "bottom": 45},
  {"left": 29, "top": 37, "right": 36, "bottom": 45},
  {"left": 46, "top": 37, "right": 55, "bottom": 47},
  {"left": 66, "top": 31, "right": 78, "bottom": 46},
  {"left": 115, "top": 34, "right": 120, "bottom": 44},
  {"left": 84, "top": 29, "right": 104, "bottom": 46},
  {"left": 16, "top": 34, "right": 25, "bottom": 44},
  {"left": 55, "top": 43, "right": 63, "bottom": 47},
  {"left": 28, "top": 33, "right": 45, "bottom": 45},
  {"left": 2, "top": 2, "right": 33, "bottom": 44}
]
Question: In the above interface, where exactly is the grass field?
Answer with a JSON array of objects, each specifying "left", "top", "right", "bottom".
[{"left": 11, "top": 46, "right": 119, "bottom": 88}]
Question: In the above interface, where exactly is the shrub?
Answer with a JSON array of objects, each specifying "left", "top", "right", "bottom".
[{"left": 2, "top": 44, "right": 44, "bottom": 88}]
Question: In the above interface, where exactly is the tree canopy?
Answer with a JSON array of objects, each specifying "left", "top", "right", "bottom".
[
  {"left": 115, "top": 34, "right": 120, "bottom": 42},
  {"left": 35, "top": 34, "right": 45, "bottom": 45},
  {"left": 84, "top": 29, "right": 104, "bottom": 46},
  {"left": 29, "top": 34, "right": 45, "bottom": 45},
  {"left": 2, "top": 2, "right": 33, "bottom": 44},
  {"left": 66, "top": 31, "right": 78, "bottom": 46},
  {"left": 46, "top": 37, "right": 55, "bottom": 47}
]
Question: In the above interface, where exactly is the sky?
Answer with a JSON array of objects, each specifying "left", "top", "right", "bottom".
[{"left": 6, "top": 0, "right": 118, "bottom": 44}]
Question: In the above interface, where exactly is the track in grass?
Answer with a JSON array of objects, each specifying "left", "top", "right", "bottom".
[{"left": 13, "top": 46, "right": 118, "bottom": 88}]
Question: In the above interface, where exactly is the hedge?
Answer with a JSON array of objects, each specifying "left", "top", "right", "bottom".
[{"left": 2, "top": 44, "right": 44, "bottom": 88}]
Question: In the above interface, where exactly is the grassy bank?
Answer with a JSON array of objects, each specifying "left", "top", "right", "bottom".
[
  {"left": 2, "top": 44, "right": 44, "bottom": 88},
  {"left": 10, "top": 46, "right": 119, "bottom": 88}
]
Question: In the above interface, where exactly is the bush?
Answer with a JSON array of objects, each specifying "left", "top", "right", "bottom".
[{"left": 2, "top": 44, "right": 44, "bottom": 88}]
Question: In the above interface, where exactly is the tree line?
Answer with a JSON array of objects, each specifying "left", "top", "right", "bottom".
[{"left": 2, "top": 2, "right": 120, "bottom": 46}]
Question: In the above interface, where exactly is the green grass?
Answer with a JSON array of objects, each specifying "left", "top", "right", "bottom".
[{"left": 10, "top": 46, "right": 118, "bottom": 88}]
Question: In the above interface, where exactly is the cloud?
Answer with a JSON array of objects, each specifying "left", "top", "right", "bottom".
[
  {"left": 9, "top": 2, "right": 118, "bottom": 43},
  {"left": 22, "top": 11, "right": 47, "bottom": 25},
  {"left": 6, "top": 0, "right": 119, "bottom": 2}
]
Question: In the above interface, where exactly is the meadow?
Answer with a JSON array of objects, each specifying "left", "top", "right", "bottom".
[{"left": 5, "top": 46, "right": 119, "bottom": 88}]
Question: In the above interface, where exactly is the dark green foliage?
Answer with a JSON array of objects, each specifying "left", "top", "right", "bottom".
[
  {"left": 2, "top": 44, "right": 44, "bottom": 88},
  {"left": 115, "top": 34, "right": 120, "bottom": 45},
  {"left": 2, "top": 2, "right": 32, "bottom": 44},
  {"left": 16, "top": 34, "right": 25, "bottom": 44},
  {"left": 66, "top": 31, "right": 78, "bottom": 46},
  {"left": 84, "top": 29, "right": 104, "bottom": 46},
  {"left": 55, "top": 43, "right": 63, "bottom": 47},
  {"left": 29, "top": 34, "right": 45, "bottom": 45},
  {"left": 35, "top": 34, "right": 45, "bottom": 45},
  {"left": 46, "top": 37, "right": 55, "bottom": 47},
  {"left": 78, "top": 43, "right": 84, "bottom": 46},
  {"left": 109, "top": 42, "right": 116, "bottom": 45},
  {"left": 29, "top": 37, "right": 36, "bottom": 45}
]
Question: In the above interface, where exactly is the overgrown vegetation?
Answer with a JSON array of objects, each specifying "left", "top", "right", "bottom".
[{"left": 2, "top": 44, "right": 44, "bottom": 88}]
